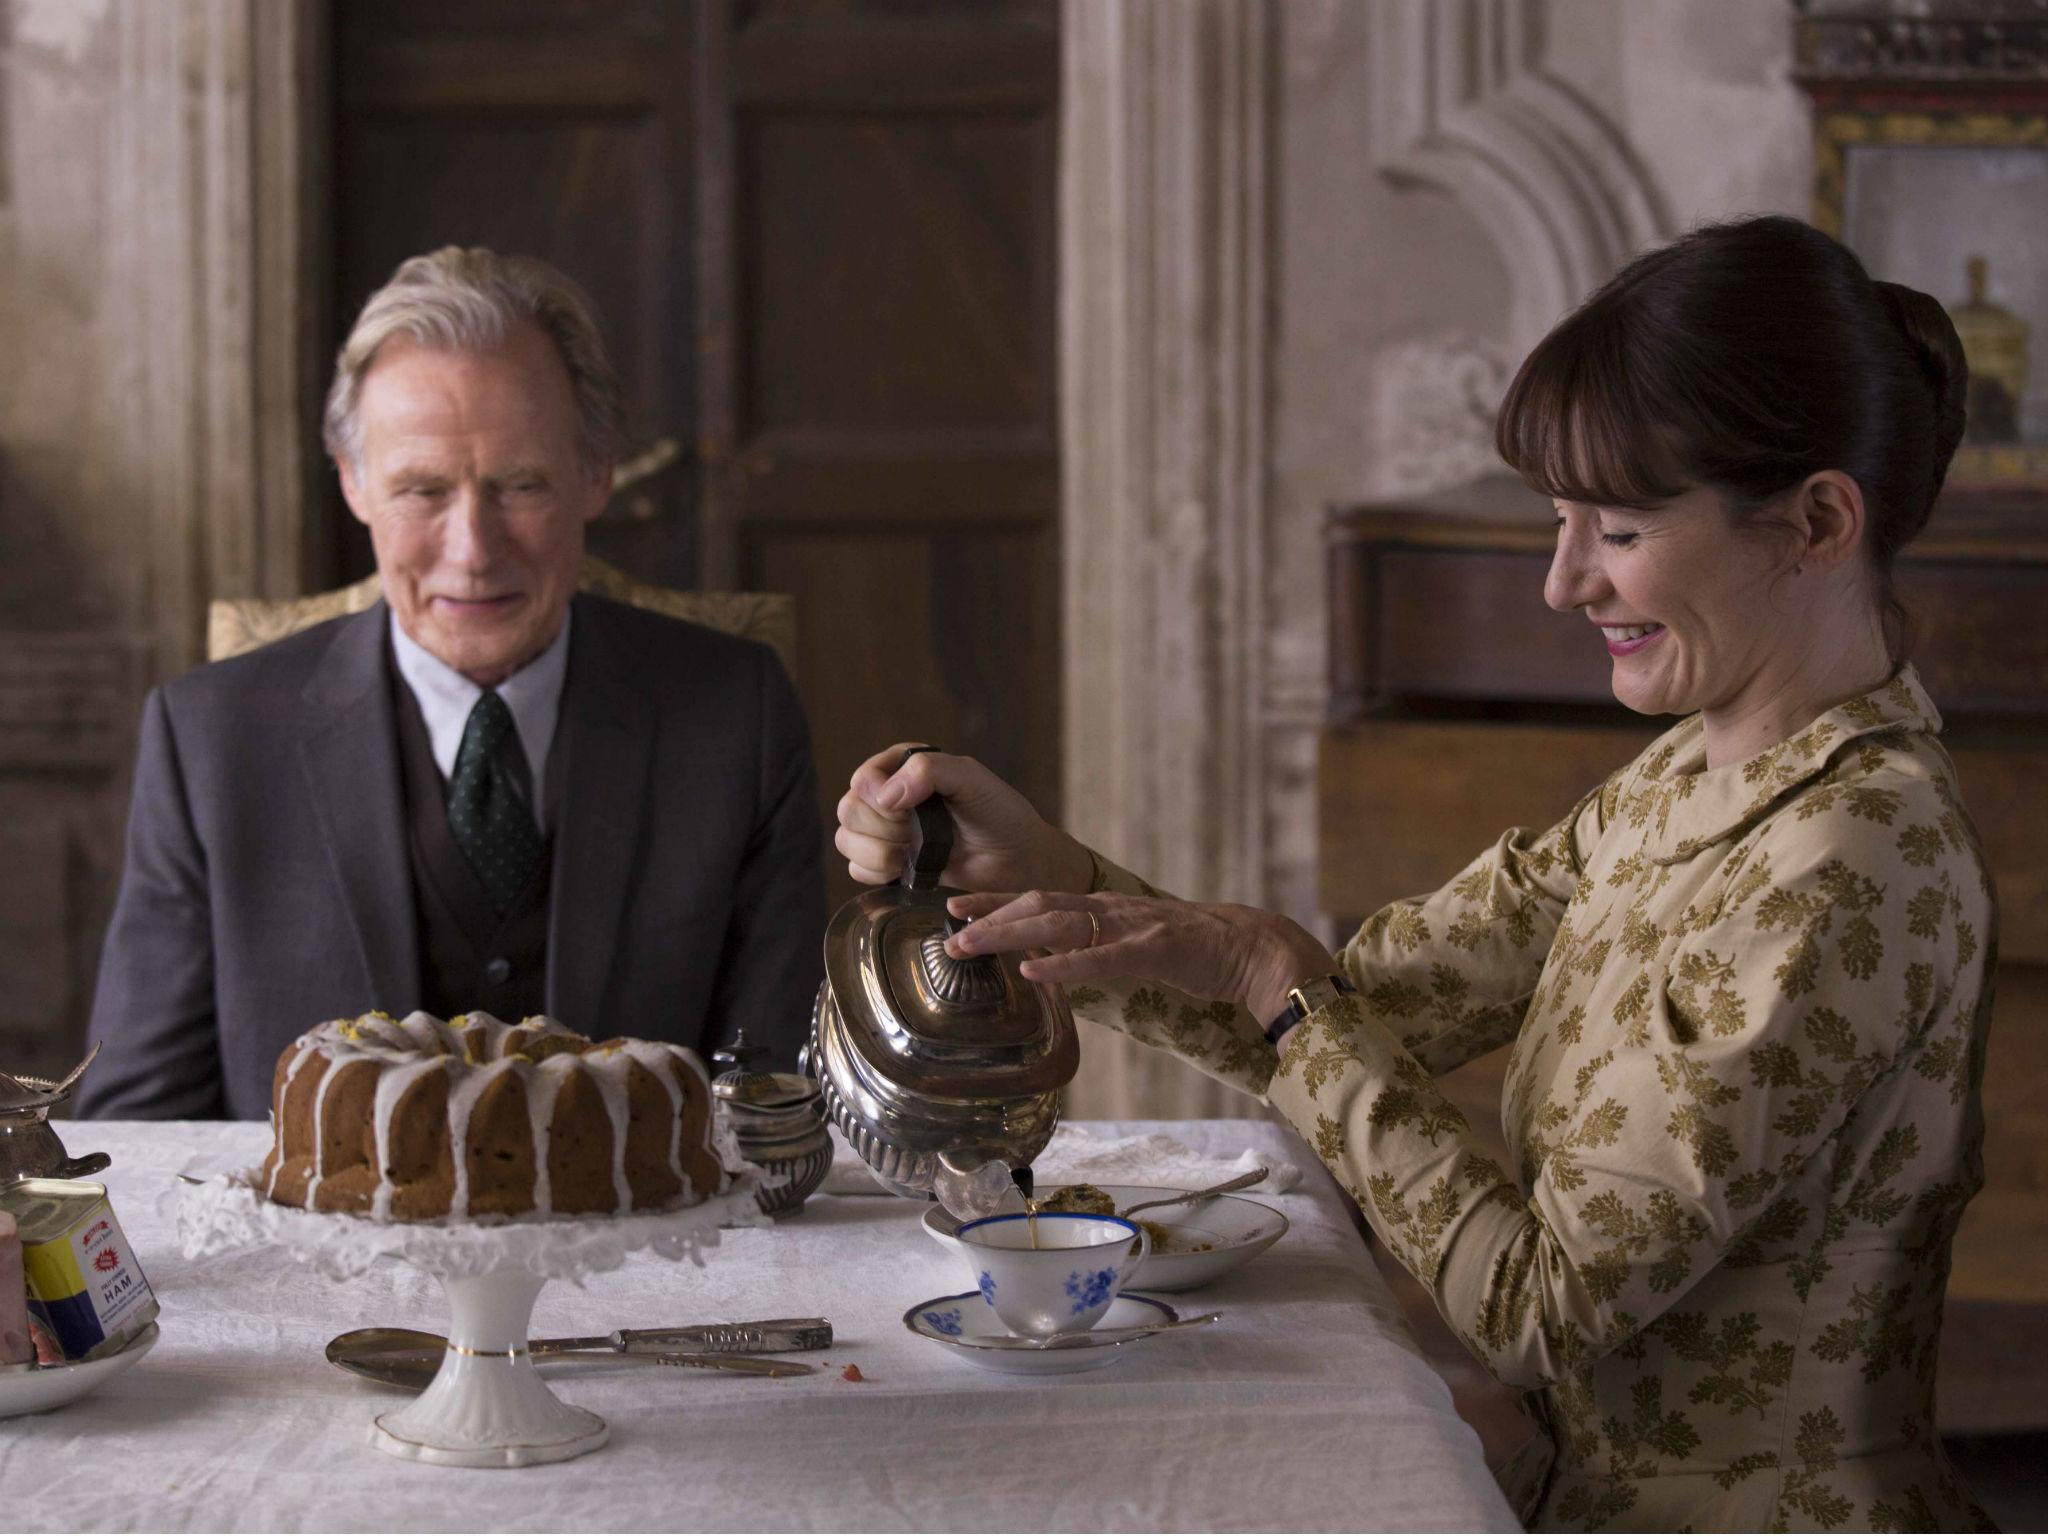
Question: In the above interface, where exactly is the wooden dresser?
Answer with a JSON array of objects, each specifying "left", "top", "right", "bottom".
[{"left": 1321, "top": 476, "right": 2048, "bottom": 1434}]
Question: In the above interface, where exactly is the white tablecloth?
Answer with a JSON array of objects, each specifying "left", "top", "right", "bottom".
[{"left": 5, "top": 1121, "right": 1516, "bottom": 1533}]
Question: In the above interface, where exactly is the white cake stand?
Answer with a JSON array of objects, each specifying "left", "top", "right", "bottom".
[{"left": 178, "top": 1169, "right": 763, "bottom": 1468}]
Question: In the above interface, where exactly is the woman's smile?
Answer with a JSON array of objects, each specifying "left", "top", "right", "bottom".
[{"left": 1598, "top": 621, "right": 1664, "bottom": 657}]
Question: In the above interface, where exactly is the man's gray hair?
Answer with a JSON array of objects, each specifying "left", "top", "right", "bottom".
[{"left": 323, "top": 246, "right": 624, "bottom": 478}]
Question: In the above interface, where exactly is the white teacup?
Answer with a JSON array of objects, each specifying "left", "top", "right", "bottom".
[{"left": 955, "top": 1212, "right": 1151, "bottom": 1338}]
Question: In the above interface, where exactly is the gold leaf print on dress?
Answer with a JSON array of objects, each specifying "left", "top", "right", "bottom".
[
  {"left": 1667, "top": 949, "right": 1748, "bottom": 1041},
  {"left": 1655, "top": 1052, "right": 1742, "bottom": 1177},
  {"left": 1655, "top": 1309, "right": 1795, "bottom": 1418},
  {"left": 1896, "top": 823, "right": 1944, "bottom": 867},
  {"left": 1361, "top": 902, "right": 1429, "bottom": 952},
  {"left": 1078, "top": 665, "right": 1996, "bottom": 1530},
  {"left": 1313, "top": 1113, "right": 1345, "bottom": 1163},
  {"left": 1780, "top": 1407, "right": 1857, "bottom": 1529},
  {"left": 1810, "top": 1280, "right": 1918, "bottom": 1383},
  {"left": 1367, "top": 1053, "right": 1470, "bottom": 1144},
  {"left": 1578, "top": 1188, "right": 1707, "bottom": 1300},
  {"left": 1120, "top": 986, "right": 1169, "bottom": 1028}
]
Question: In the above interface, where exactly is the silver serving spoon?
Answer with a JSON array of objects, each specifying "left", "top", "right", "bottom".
[
  {"left": 980, "top": 1311, "right": 1222, "bottom": 1351},
  {"left": 1116, "top": 1168, "right": 1268, "bottom": 1220},
  {"left": 326, "top": 1328, "right": 814, "bottom": 1389}
]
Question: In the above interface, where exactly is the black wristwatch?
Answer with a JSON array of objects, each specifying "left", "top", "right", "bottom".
[{"left": 1262, "top": 973, "right": 1356, "bottom": 1045}]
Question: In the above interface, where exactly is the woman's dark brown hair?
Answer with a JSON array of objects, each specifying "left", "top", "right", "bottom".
[{"left": 1495, "top": 214, "right": 1968, "bottom": 664}]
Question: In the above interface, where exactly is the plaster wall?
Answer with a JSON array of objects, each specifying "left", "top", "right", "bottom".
[
  {"left": 0, "top": 0, "right": 141, "bottom": 1079},
  {"left": 0, "top": 0, "right": 305, "bottom": 1080},
  {"left": 1261, "top": 0, "right": 1812, "bottom": 936},
  {"left": 0, "top": 0, "right": 128, "bottom": 633}
]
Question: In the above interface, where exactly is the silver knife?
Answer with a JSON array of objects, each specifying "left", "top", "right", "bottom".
[
  {"left": 534, "top": 1317, "right": 832, "bottom": 1356},
  {"left": 640, "top": 1351, "right": 816, "bottom": 1377}
]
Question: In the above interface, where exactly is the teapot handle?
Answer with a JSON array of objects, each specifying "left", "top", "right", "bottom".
[{"left": 899, "top": 746, "right": 955, "bottom": 894}]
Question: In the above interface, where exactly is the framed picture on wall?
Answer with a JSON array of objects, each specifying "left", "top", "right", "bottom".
[{"left": 1813, "top": 106, "right": 2048, "bottom": 492}]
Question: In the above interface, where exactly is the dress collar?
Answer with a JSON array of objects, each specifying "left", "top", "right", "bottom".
[{"left": 1619, "top": 665, "right": 1944, "bottom": 865}]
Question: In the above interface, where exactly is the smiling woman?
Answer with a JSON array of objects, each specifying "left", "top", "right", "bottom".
[
  {"left": 838, "top": 215, "right": 1999, "bottom": 1531},
  {"left": 1498, "top": 215, "right": 1967, "bottom": 767}
]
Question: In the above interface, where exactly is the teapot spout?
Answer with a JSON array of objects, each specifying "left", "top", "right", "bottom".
[{"left": 933, "top": 1148, "right": 1030, "bottom": 1222}]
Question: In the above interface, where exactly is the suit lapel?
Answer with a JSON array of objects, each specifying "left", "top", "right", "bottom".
[
  {"left": 298, "top": 604, "right": 420, "bottom": 1008},
  {"left": 546, "top": 596, "right": 653, "bottom": 1033}
]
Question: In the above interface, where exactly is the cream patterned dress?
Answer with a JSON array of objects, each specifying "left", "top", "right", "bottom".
[{"left": 1071, "top": 667, "right": 1995, "bottom": 1531}]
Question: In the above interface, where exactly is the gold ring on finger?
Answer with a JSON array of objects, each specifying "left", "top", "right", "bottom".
[{"left": 1084, "top": 910, "right": 1101, "bottom": 950}]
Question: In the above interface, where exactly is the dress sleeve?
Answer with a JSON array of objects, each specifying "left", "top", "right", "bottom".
[
  {"left": 1064, "top": 851, "right": 1278, "bottom": 1096},
  {"left": 1331, "top": 778, "right": 1607, "bottom": 1077},
  {"left": 1265, "top": 793, "right": 1983, "bottom": 1390},
  {"left": 1064, "top": 779, "right": 1607, "bottom": 1098}
]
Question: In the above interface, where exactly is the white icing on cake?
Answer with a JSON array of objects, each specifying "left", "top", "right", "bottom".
[{"left": 277, "top": 1009, "right": 722, "bottom": 1220}]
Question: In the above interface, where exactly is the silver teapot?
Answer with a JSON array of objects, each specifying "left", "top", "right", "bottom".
[
  {"left": 809, "top": 768, "right": 1078, "bottom": 1200},
  {"left": 0, "top": 1046, "right": 112, "bottom": 1185}
]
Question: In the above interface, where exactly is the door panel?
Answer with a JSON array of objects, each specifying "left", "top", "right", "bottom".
[
  {"left": 332, "top": 1, "right": 1059, "bottom": 916},
  {"left": 705, "top": 0, "right": 1060, "bottom": 912}
]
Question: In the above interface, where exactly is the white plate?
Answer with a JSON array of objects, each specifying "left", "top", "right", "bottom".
[
  {"left": 903, "top": 1291, "right": 1178, "bottom": 1375},
  {"left": 0, "top": 1321, "right": 160, "bottom": 1418},
  {"left": 923, "top": 1183, "right": 1288, "bottom": 1292}
]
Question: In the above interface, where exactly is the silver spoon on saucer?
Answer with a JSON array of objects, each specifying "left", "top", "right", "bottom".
[
  {"left": 1116, "top": 1168, "right": 1268, "bottom": 1220},
  {"left": 981, "top": 1311, "right": 1222, "bottom": 1351}
]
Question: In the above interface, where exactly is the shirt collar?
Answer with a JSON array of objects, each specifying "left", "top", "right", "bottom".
[
  {"left": 387, "top": 608, "right": 572, "bottom": 804},
  {"left": 1620, "top": 664, "right": 1944, "bottom": 865}
]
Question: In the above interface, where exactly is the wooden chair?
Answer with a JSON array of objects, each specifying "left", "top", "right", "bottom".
[{"left": 206, "top": 554, "right": 796, "bottom": 676}]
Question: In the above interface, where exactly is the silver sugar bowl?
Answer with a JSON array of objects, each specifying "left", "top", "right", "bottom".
[
  {"left": 712, "top": 1035, "right": 832, "bottom": 1217},
  {"left": 809, "top": 771, "right": 1079, "bottom": 1200},
  {"left": 1, "top": 1047, "right": 112, "bottom": 1186}
]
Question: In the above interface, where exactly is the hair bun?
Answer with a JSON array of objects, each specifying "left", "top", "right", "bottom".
[{"left": 1874, "top": 280, "right": 1969, "bottom": 473}]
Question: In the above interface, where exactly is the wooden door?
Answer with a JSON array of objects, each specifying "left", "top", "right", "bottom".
[
  {"left": 330, "top": 0, "right": 1061, "bottom": 911},
  {"left": 696, "top": 0, "right": 1060, "bottom": 912}
]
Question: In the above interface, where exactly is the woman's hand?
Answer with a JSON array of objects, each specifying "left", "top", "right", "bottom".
[
  {"left": 943, "top": 888, "right": 1337, "bottom": 1023},
  {"left": 835, "top": 744, "right": 1093, "bottom": 895}
]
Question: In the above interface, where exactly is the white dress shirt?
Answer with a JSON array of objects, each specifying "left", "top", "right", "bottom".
[{"left": 388, "top": 611, "right": 571, "bottom": 834}]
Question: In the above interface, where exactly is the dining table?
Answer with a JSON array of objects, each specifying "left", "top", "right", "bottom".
[{"left": 3, "top": 1118, "right": 1518, "bottom": 1532}]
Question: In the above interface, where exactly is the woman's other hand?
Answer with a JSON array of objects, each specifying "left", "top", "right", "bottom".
[
  {"left": 836, "top": 744, "right": 1093, "bottom": 894},
  {"left": 943, "top": 889, "right": 1336, "bottom": 1023}
]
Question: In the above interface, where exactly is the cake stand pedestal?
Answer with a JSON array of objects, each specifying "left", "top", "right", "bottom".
[
  {"left": 176, "top": 1169, "right": 763, "bottom": 1469},
  {"left": 372, "top": 1262, "right": 605, "bottom": 1467}
]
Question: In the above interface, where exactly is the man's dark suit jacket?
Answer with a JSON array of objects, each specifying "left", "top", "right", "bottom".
[{"left": 77, "top": 592, "right": 827, "bottom": 1120}]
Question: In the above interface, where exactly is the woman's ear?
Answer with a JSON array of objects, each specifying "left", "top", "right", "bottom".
[{"left": 1793, "top": 470, "right": 1867, "bottom": 575}]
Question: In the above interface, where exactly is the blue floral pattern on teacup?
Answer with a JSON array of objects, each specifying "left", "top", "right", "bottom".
[
  {"left": 978, "top": 1270, "right": 997, "bottom": 1304},
  {"left": 1065, "top": 1265, "right": 1117, "bottom": 1315},
  {"left": 922, "top": 1307, "right": 965, "bottom": 1337}
]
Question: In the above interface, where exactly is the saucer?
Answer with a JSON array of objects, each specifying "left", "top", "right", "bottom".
[
  {"left": 923, "top": 1184, "right": 1288, "bottom": 1292},
  {"left": 0, "top": 1322, "right": 160, "bottom": 1418},
  {"left": 903, "top": 1291, "right": 1178, "bottom": 1375}
]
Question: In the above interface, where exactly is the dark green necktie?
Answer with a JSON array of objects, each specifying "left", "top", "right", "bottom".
[{"left": 447, "top": 691, "right": 543, "bottom": 914}]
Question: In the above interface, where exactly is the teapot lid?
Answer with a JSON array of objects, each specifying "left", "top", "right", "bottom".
[
  {"left": 709, "top": 1031, "right": 821, "bottom": 1111},
  {"left": 713, "top": 1070, "right": 822, "bottom": 1113},
  {"left": 821, "top": 784, "right": 1077, "bottom": 1102}
]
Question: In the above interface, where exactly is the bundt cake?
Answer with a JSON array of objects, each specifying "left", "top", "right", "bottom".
[{"left": 259, "top": 1011, "right": 730, "bottom": 1220}]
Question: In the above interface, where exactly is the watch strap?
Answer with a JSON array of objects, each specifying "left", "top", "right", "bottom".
[{"left": 1262, "top": 973, "right": 1355, "bottom": 1045}]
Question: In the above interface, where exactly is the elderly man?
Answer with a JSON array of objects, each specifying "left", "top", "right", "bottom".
[{"left": 79, "top": 249, "right": 825, "bottom": 1119}]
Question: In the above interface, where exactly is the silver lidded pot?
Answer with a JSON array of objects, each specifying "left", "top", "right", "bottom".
[
  {"left": 809, "top": 756, "right": 1079, "bottom": 1201},
  {"left": 711, "top": 1032, "right": 833, "bottom": 1217},
  {"left": 0, "top": 1045, "right": 112, "bottom": 1186}
]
